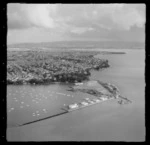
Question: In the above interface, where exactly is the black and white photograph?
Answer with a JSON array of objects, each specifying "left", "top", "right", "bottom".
[{"left": 7, "top": 3, "right": 145, "bottom": 141}]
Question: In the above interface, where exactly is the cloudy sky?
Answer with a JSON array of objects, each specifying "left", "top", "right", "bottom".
[{"left": 7, "top": 4, "right": 146, "bottom": 44}]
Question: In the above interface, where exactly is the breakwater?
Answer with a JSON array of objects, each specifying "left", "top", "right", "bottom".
[
  {"left": 19, "top": 111, "right": 68, "bottom": 126},
  {"left": 68, "top": 80, "right": 132, "bottom": 104}
]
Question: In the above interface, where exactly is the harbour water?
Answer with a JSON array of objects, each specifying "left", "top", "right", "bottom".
[{"left": 7, "top": 48, "right": 145, "bottom": 141}]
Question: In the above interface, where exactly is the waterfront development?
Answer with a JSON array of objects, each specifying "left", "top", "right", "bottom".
[{"left": 7, "top": 48, "right": 145, "bottom": 141}]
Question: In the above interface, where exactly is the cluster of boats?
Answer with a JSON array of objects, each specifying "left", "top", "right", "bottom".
[{"left": 62, "top": 96, "right": 114, "bottom": 112}]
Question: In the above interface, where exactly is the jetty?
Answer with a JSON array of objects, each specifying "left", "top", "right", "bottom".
[{"left": 68, "top": 80, "right": 132, "bottom": 105}]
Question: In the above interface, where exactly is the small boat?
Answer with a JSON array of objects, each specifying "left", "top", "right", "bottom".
[
  {"left": 92, "top": 98, "right": 101, "bottom": 103},
  {"left": 118, "top": 100, "right": 123, "bottom": 104},
  {"left": 75, "top": 82, "right": 83, "bottom": 86},
  {"left": 86, "top": 100, "right": 95, "bottom": 104},
  {"left": 80, "top": 101, "right": 89, "bottom": 106},
  {"left": 85, "top": 98, "right": 90, "bottom": 100},
  {"left": 100, "top": 97, "right": 108, "bottom": 101}
]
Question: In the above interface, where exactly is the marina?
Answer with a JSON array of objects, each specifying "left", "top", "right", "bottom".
[
  {"left": 19, "top": 90, "right": 119, "bottom": 126},
  {"left": 7, "top": 73, "right": 130, "bottom": 127},
  {"left": 7, "top": 78, "right": 125, "bottom": 127}
]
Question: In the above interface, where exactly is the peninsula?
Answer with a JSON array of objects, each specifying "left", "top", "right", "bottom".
[{"left": 7, "top": 50, "right": 109, "bottom": 85}]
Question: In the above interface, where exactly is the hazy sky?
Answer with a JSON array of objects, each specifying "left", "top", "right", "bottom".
[{"left": 7, "top": 4, "right": 146, "bottom": 44}]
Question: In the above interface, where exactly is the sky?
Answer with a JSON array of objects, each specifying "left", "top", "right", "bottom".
[{"left": 7, "top": 4, "right": 146, "bottom": 44}]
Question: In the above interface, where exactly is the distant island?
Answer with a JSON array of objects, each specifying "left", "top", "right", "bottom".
[{"left": 7, "top": 40, "right": 145, "bottom": 51}]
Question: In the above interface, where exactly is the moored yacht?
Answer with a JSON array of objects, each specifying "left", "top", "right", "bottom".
[{"left": 75, "top": 82, "right": 84, "bottom": 86}]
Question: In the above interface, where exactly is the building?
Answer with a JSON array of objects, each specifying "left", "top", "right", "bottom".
[
  {"left": 69, "top": 103, "right": 78, "bottom": 109},
  {"left": 81, "top": 101, "right": 88, "bottom": 106}
]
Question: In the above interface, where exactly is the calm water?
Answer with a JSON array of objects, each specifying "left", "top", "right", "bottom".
[{"left": 7, "top": 49, "right": 145, "bottom": 141}]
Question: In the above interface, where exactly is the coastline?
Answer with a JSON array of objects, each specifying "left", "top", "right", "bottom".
[{"left": 7, "top": 48, "right": 145, "bottom": 141}]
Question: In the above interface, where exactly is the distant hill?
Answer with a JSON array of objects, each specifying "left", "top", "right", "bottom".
[{"left": 7, "top": 40, "right": 145, "bottom": 50}]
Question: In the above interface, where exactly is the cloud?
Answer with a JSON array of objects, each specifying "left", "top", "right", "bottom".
[
  {"left": 59, "top": 4, "right": 145, "bottom": 33},
  {"left": 93, "top": 4, "right": 146, "bottom": 30},
  {"left": 70, "top": 27, "right": 94, "bottom": 34},
  {"left": 24, "top": 4, "right": 57, "bottom": 28},
  {"left": 7, "top": 4, "right": 58, "bottom": 29},
  {"left": 7, "top": 4, "right": 145, "bottom": 31},
  {"left": 7, "top": 12, "right": 31, "bottom": 29},
  {"left": 7, "top": 4, "right": 145, "bottom": 43}
]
